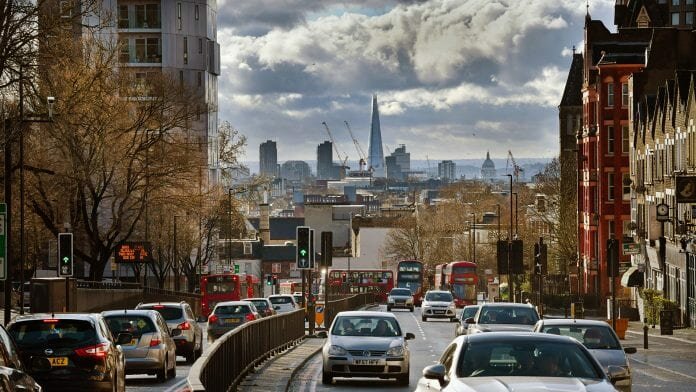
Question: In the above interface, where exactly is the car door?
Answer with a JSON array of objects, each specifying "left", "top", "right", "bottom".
[
  {"left": 156, "top": 314, "right": 176, "bottom": 363},
  {"left": 418, "top": 343, "right": 457, "bottom": 391},
  {"left": 185, "top": 304, "right": 202, "bottom": 345},
  {"left": 0, "top": 325, "right": 40, "bottom": 391}
]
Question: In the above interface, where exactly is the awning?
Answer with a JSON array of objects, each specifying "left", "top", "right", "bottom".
[{"left": 621, "top": 266, "right": 644, "bottom": 288}]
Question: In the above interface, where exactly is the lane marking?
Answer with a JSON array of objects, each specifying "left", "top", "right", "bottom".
[
  {"left": 625, "top": 330, "right": 696, "bottom": 345},
  {"left": 631, "top": 366, "right": 672, "bottom": 382},
  {"left": 630, "top": 357, "right": 696, "bottom": 381},
  {"left": 164, "top": 377, "right": 188, "bottom": 392}
]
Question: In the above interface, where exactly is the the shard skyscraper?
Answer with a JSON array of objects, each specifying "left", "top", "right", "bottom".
[{"left": 367, "top": 94, "right": 386, "bottom": 177}]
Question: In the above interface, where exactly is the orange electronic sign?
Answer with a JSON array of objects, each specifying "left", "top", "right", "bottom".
[{"left": 115, "top": 242, "right": 153, "bottom": 263}]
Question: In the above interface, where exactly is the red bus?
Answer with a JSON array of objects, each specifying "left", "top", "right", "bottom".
[
  {"left": 442, "top": 261, "right": 478, "bottom": 307},
  {"left": 200, "top": 274, "right": 262, "bottom": 317},
  {"left": 396, "top": 260, "right": 424, "bottom": 306},
  {"left": 327, "top": 269, "right": 394, "bottom": 302}
]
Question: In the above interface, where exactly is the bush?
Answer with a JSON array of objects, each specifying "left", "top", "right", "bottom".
[{"left": 641, "top": 288, "right": 676, "bottom": 325}]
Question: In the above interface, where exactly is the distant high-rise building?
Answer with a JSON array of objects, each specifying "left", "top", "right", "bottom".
[
  {"left": 260, "top": 140, "right": 277, "bottom": 177},
  {"left": 481, "top": 152, "right": 496, "bottom": 181},
  {"left": 367, "top": 95, "right": 385, "bottom": 177},
  {"left": 280, "top": 161, "right": 311, "bottom": 182},
  {"left": 386, "top": 144, "right": 410, "bottom": 180},
  {"left": 438, "top": 160, "right": 456, "bottom": 181},
  {"left": 317, "top": 141, "right": 333, "bottom": 179}
]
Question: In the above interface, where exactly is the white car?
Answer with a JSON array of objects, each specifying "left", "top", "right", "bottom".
[
  {"left": 322, "top": 311, "right": 415, "bottom": 386},
  {"left": 268, "top": 294, "right": 298, "bottom": 313},
  {"left": 421, "top": 290, "right": 457, "bottom": 322}
]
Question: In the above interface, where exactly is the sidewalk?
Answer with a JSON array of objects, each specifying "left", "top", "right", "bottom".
[
  {"left": 237, "top": 337, "right": 325, "bottom": 392},
  {"left": 625, "top": 320, "right": 696, "bottom": 343}
]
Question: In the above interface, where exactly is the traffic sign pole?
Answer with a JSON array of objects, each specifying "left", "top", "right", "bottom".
[{"left": 0, "top": 203, "right": 6, "bottom": 281}]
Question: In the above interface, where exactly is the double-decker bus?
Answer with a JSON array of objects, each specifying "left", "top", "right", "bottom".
[
  {"left": 442, "top": 261, "right": 478, "bottom": 307},
  {"left": 327, "top": 269, "right": 394, "bottom": 302},
  {"left": 396, "top": 260, "right": 424, "bottom": 306},
  {"left": 200, "top": 274, "right": 262, "bottom": 317}
]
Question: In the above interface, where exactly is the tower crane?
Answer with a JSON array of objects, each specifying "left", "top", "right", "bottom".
[
  {"left": 322, "top": 121, "right": 349, "bottom": 168},
  {"left": 344, "top": 121, "right": 367, "bottom": 172},
  {"left": 506, "top": 150, "right": 524, "bottom": 182}
]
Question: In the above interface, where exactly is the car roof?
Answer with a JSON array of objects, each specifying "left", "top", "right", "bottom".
[
  {"left": 426, "top": 290, "right": 451, "bottom": 294},
  {"left": 102, "top": 309, "right": 159, "bottom": 318},
  {"left": 268, "top": 294, "right": 294, "bottom": 298},
  {"left": 537, "top": 318, "right": 614, "bottom": 327},
  {"left": 463, "top": 331, "right": 581, "bottom": 344},
  {"left": 137, "top": 302, "right": 187, "bottom": 308},
  {"left": 335, "top": 311, "right": 397, "bottom": 318},
  {"left": 480, "top": 302, "right": 535, "bottom": 309},
  {"left": 246, "top": 297, "right": 270, "bottom": 302},
  {"left": 463, "top": 305, "right": 480, "bottom": 308},
  {"left": 215, "top": 300, "right": 253, "bottom": 306},
  {"left": 12, "top": 313, "right": 100, "bottom": 323}
]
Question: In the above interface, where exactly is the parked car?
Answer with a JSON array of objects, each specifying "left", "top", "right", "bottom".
[
  {"left": 416, "top": 332, "right": 623, "bottom": 392},
  {"left": 207, "top": 301, "right": 261, "bottom": 340},
  {"left": 0, "top": 324, "right": 42, "bottom": 391},
  {"left": 292, "top": 292, "right": 304, "bottom": 306},
  {"left": 102, "top": 309, "right": 178, "bottom": 382},
  {"left": 455, "top": 305, "right": 480, "bottom": 336},
  {"left": 268, "top": 294, "right": 298, "bottom": 313},
  {"left": 387, "top": 288, "right": 415, "bottom": 312},
  {"left": 247, "top": 298, "right": 276, "bottom": 317},
  {"left": 136, "top": 301, "right": 203, "bottom": 363},
  {"left": 534, "top": 318, "right": 636, "bottom": 392},
  {"left": 464, "top": 302, "right": 539, "bottom": 334},
  {"left": 8, "top": 313, "right": 128, "bottom": 391},
  {"left": 322, "top": 311, "right": 415, "bottom": 386},
  {"left": 421, "top": 290, "right": 457, "bottom": 322}
]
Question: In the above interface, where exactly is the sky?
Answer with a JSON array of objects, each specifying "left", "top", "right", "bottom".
[{"left": 216, "top": 0, "right": 616, "bottom": 165}]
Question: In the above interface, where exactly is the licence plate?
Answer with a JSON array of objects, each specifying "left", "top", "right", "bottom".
[
  {"left": 353, "top": 359, "right": 383, "bottom": 365},
  {"left": 225, "top": 318, "right": 240, "bottom": 324},
  {"left": 49, "top": 357, "right": 69, "bottom": 367},
  {"left": 434, "top": 310, "right": 445, "bottom": 314},
  {"left": 127, "top": 338, "right": 139, "bottom": 346}
]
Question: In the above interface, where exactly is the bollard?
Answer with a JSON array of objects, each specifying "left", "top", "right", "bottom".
[{"left": 643, "top": 318, "right": 649, "bottom": 349}]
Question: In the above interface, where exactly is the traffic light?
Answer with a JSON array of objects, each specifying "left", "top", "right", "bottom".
[
  {"left": 296, "top": 226, "right": 310, "bottom": 269},
  {"left": 534, "top": 242, "right": 542, "bottom": 275},
  {"left": 607, "top": 238, "right": 619, "bottom": 278},
  {"left": 58, "top": 233, "right": 73, "bottom": 277},
  {"left": 266, "top": 274, "right": 273, "bottom": 286},
  {"left": 321, "top": 231, "right": 333, "bottom": 267},
  {"left": 510, "top": 239, "right": 524, "bottom": 274},
  {"left": 309, "top": 228, "right": 316, "bottom": 269},
  {"left": 341, "top": 272, "right": 347, "bottom": 283},
  {"left": 234, "top": 264, "right": 240, "bottom": 274},
  {"left": 496, "top": 240, "right": 508, "bottom": 274},
  {"left": 272, "top": 275, "right": 278, "bottom": 285}
]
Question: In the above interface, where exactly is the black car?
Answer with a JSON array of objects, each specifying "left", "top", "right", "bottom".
[
  {"left": 0, "top": 324, "right": 42, "bottom": 391},
  {"left": 8, "top": 313, "right": 129, "bottom": 392}
]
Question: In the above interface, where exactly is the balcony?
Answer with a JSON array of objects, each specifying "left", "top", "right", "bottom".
[
  {"left": 119, "top": 19, "right": 161, "bottom": 30},
  {"left": 119, "top": 52, "right": 162, "bottom": 65}
]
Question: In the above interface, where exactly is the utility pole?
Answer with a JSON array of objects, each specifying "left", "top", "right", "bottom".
[{"left": 506, "top": 174, "right": 514, "bottom": 302}]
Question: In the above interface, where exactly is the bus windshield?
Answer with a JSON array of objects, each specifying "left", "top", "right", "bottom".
[{"left": 452, "top": 266, "right": 476, "bottom": 274}]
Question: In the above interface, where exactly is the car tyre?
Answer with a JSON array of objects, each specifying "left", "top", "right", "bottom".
[
  {"left": 322, "top": 370, "right": 333, "bottom": 385},
  {"left": 167, "top": 356, "right": 176, "bottom": 379},
  {"left": 396, "top": 371, "right": 409, "bottom": 386},
  {"left": 156, "top": 359, "right": 167, "bottom": 382},
  {"left": 409, "top": 306, "right": 414, "bottom": 312},
  {"left": 186, "top": 343, "right": 196, "bottom": 364},
  {"left": 387, "top": 306, "right": 392, "bottom": 311},
  {"left": 195, "top": 339, "right": 203, "bottom": 358},
  {"left": 421, "top": 316, "right": 427, "bottom": 322}
]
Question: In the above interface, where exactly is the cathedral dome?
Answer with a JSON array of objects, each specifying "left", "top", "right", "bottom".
[
  {"left": 481, "top": 151, "right": 496, "bottom": 181},
  {"left": 482, "top": 152, "right": 495, "bottom": 169}
]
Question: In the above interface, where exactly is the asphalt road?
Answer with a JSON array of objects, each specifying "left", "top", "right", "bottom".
[
  {"left": 290, "top": 304, "right": 457, "bottom": 391},
  {"left": 125, "top": 322, "right": 208, "bottom": 392}
]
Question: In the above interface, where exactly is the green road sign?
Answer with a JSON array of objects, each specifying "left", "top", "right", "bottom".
[
  {"left": 0, "top": 203, "right": 6, "bottom": 281},
  {"left": 234, "top": 264, "right": 239, "bottom": 274}
]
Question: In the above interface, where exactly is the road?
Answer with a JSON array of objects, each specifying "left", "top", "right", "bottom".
[{"left": 125, "top": 323, "right": 208, "bottom": 392}]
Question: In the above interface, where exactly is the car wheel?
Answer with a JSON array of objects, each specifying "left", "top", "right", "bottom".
[
  {"left": 410, "top": 306, "right": 414, "bottom": 312},
  {"left": 450, "top": 317, "right": 457, "bottom": 322},
  {"left": 421, "top": 316, "right": 427, "bottom": 322},
  {"left": 186, "top": 343, "right": 196, "bottom": 364},
  {"left": 168, "top": 355, "right": 176, "bottom": 379},
  {"left": 157, "top": 359, "right": 167, "bottom": 382},
  {"left": 387, "top": 306, "right": 391, "bottom": 311},
  {"left": 195, "top": 340, "right": 203, "bottom": 357},
  {"left": 396, "top": 371, "right": 409, "bottom": 386},
  {"left": 322, "top": 369, "right": 333, "bottom": 385}
]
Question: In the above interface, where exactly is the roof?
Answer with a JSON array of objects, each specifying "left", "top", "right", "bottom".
[
  {"left": 560, "top": 53, "right": 584, "bottom": 107},
  {"left": 102, "top": 309, "right": 158, "bottom": 317},
  {"left": 262, "top": 244, "right": 296, "bottom": 261},
  {"left": 480, "top": 302, "right": 536, "bottom": 309},
  {"left": 462, "top": 331, "right": 580, "bottom": 344},
  {"left": 248, "top": 217, "right": 305, "bottom": 240},
  {"left": 11, "top": 313, "right": 100, "bottom": 322},
  {"left": 137, "top": 302, "right": 187, "bottom": 308},
  {"left": 214, "top": 300, "right": 254, "bottom": 306},
  {"left": 537, "top": 319, "right": 615, "bottom": 327},
  {"left": 335, "top": 310, "right": 397, "bottom": 318}
]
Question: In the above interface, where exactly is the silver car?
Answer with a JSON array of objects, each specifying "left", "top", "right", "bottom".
[
  {"left": 421, "top": 290, "right": 457, "bottom": 322},
  {"left": 534, "top": 319, "right": 635, "bottom": 392},
  {"left": 102, "top": 309, "right": 178, "bottom": 382},
  {"left": 268, "top": 294, "right": 298, "bottom": 313},
  {"left": 416, "top": 332, "right": 623, "bottom": 392},
  {"left": 387, "top": 288, "right": 414, "bottom": 312},
  {"left": 465, "top": 303, "right": 539, "bottom": 334},
  {"left": 322, "top": 311, "right": 415, "bottom": 386},
  {"left": 455, "top": 305, "right": 480, "bottom": 336},
  {"left": 136, "top": 301, "right": 203, "bottom": 363},
  {"left": 207, "top": 301, "right": 261, "bottom": 340}
]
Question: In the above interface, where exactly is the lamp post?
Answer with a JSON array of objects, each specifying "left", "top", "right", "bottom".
[
  {"left": 512, "top": 192, "right": 519, "bottom": 237},
  {"left": 228, "top": 188, "right": 233, "bottom": 270},
  {"left": 173, "top": 215, "right": 183, "bottom": 291},
  {"left": 506, "top": 174, "right": 514, "bottom": 302},
  {"left": 470, "top": 212, "right": 476, "bottom": 264}
]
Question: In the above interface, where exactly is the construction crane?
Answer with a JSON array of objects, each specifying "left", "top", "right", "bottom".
[
  {"left": 322, "top": 121, "right": 349, "bottom": 168},
  {"left": 344, "top": 120, "right": 367, "bottom": 172},
  {"left": 506, "top": 150, "right": 524, "bottom": 182}
]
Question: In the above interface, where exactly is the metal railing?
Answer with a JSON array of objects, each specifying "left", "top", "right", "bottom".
[
  {"left": 74, "top": 280, "right": 141, "bottom": 290},
  {"left": 143, "top": 285, "right": 201, "bottom": 299},
  {"left": 188, "top": 309, "right": 305, "bottom": 392},
  {"left": 324, "top": 292, "right": 376, "bottom": 331}
]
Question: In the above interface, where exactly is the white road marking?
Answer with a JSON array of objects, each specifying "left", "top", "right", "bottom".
[
  {"left": 632, "top": 366, "right": 672, "bottom": 382},
  {"left": 164, "top": 378, "right": 188, "bottom": 392},
  {"left": 630, "top": 357, "right": 696, "bottom": 381},
  {"left": 411, "top": 313, "right": 427, "bottom": 341}
]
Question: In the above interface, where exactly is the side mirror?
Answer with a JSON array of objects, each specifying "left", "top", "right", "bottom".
[
  {"left": 465, "top": 317, "right": 475, "bottom": 324},
  {"left": 116, "top": 333, "right": 133, "bottom": 346},
  {"left": 607, "top": 365, "right": 630, "bottom": 384},
  {"left": 197, "top": 316, "right": 207, "bottom": 323},
  {"left": 423, "top": 364, "right": 447, "bottom": 387},
  {"left": 317, "top": 331, "right": 328, "bottom": 338},
  {"left": 274, "top": 306, "right": 281, "bottom": 310},
  {"left": 405, "top": 332, "right": 416, "bottom": 340},
  {"left": 623, "top": 347, "right": 637, "bottom": 354},
  {"left": 170, "top": 328, "right": 182, "bottom": 337}
]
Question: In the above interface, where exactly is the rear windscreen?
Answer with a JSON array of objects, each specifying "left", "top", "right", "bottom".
[
  {"left": 215, "top": 305, "right": 251, "bottom": 315},
  {"left": 250, "top": 301, "right": 268, "bottom": 310},
  {"left": 269, "top": 297, "right": 293, "bottom": 304},
  {"left": 141, "top": 306, "right": 183, "bottom": 321},
  {"left": 104, "top": 315, "right": 156, "bottom": 337},
  {"left": 9, "top": 320, "right": 97, "bottom": 348}
]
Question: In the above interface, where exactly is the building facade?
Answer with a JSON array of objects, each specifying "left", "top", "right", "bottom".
[
  {"left": 367, "top": 95, "right": 386, "bottom": 177},
  {"left": 438, "top": 160, "right": 456, "bottom": 181},
  {"left": 280, "top": 160, "right": 311, "bottom": 183},
  {"left": 260, "top": 140, "right": 278, "bottom": 177},
  {"left": 317, "top": 141, "right": 333, "bottom": 180}
]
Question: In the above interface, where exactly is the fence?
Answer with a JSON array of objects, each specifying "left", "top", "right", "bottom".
[{"left": 324, "top": 292, "right": 376, "bottom": 330}]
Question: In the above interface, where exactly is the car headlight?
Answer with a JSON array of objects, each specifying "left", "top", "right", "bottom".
[
  {"left": 328, "top": 345, "right": 348, "bottom": 356},
  {"left": 406, "top": 298, "right": 414, "bottom": 303},
  {"left": 387, "top": 297, "right": 394, "bottom": 303},
  {"left": 386, "top": 345, "right": 404, "bottom": 356}
]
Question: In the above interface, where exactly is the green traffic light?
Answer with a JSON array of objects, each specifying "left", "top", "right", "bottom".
[
  {"left": 62, "top": 256, "right": 70, "bottom": 264},
  {"left": 299, "top": 249, "right": 307, "bottom": 257}
]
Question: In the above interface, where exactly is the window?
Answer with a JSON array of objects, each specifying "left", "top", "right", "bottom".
[
  {"left": 672, "top": 12, "right": 680, "bottom": 24},
  {"left": 118, "top": 39, "right": 130, "bottom": 63},
  {"left": 183, "top": 37, "right": 188, "bottom": 64},
  {"left": 688, "top": 0, "right": 694, "bottom": 5},
  {"left": 673, "top": 0, "right": 681, "bottom": 5},
  {"left": 623, "top": 220, "right": 632, "bottom": 237},
  {"left": 607, "top": 126, "right": 615, "bottom": 154},
  {"left": 195, "top": 4, "right": 200, "bottom": 20},
  {"left": 177, "top": 2, "right": 182, "bottom": 30},
  {"left": 60, "top": 1, "right": 72, "bottom": 19},
  {"left": 608, "top": 220, "right": 615, "bottom": 239},
  {"left": 608, "top": 172, "right": 615, "bottom": 201},
  {"left": 607, "top": 83, "right": 614, "bottom": 107},
  {"left": 243, "top": 242, "right": 252, "bottom": 254},
  {"left": 687, "top": 12, "right": 694, "bottom": 24},
  {"left": 621, "top": 83, "right": 629, "bottom": 106},
  {"left": 622, "top": 173, "right": 631, "bottom": 201},
  {"left": 118, "top": 5, "right": 129, "bottom": 28},
  {"left": 135, "top": 4, "right": 160, "bottom": 28},
  {"left": 198, "top": 38, "right": 203, "bottom": 54},
  {"left": 135, "top": 38, "right": 160, "bottom": 62},
  {"left": 622, "top": 125, "right": 630, "bottom": 153}
]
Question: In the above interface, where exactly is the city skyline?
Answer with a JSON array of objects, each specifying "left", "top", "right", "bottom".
[{"left": 217, "top": 0, "right": 616, "bottom": 162}]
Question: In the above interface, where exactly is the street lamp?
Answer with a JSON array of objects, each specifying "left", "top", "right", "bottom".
[
  {"left": 505, "top": 174, "right": 514, "bottom": 302},
  {"left": 470, "top": 212, "right": 476, "bottom": 264}
]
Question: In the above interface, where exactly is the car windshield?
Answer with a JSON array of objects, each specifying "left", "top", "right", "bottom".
[
  {"left": 542, "top": 325, "right": 621, "bottom": 350},
  {"left": 390, "top": 289, "right": 411, "bottom": 296},
  {"left": 331, "top": 316, "right": 402, "bottom": 337},
  {"left": 426, "top": 292, "right": 453, "bottom": 302},
  {"left": 215, "top": 305, "right": 251, "bottom": 315},
  {"left": 9, "top": 319, "right": 97, "bottom": 349},
  {"left": 141, "top": 306, "right": 183, "bottom": 321},
  {"left": 269, "top": 296, "right": 293, "bottom": 304},
  {"left": 457, "top": 340, "right": 602, "bottom": 379},
  {"left": 250, "top": 300, "right": 268, "bottom": 310},
  {"left": 478, "top": 306, "right": 539, "bottom": 325},
  {"left": 104, "top": 315, "right": 156, "bottom": 338},
  {"left": 461, "top": 307, "right": 479, "bottom": 320}
]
